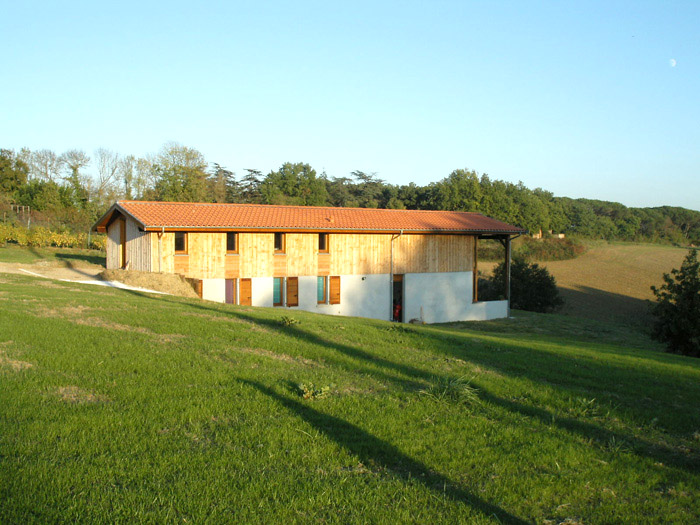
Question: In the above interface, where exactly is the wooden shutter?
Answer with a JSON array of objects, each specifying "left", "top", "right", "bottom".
[
  {"left": 329, "top": 276, "right": 340, "bottom": 305},
  {"left": 286, "top": 277, "right": 298, "bottom": 307},
  {"left": 239, "top": 278, "right": 252, "bottom": 306},
  {"left": 196, "top": 279, "right": 203, "bottom": 298}
]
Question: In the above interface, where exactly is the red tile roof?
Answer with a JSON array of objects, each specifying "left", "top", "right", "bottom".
[{"left": 95, "top": 201, "right": 526, "bottom": 234}]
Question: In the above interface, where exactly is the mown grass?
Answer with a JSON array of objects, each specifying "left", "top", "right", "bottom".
[
  {"left": 481, "top": 241, "right": 689, "bottom": 326},
  {"left": 1, "top": 272, "right": 699, "bottom": 523},
  {"left": 0, "top": 244, "right": 105, "bottom": 266}
]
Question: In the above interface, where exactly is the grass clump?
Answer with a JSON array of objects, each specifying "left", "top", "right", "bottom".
[{"left": 419, "top": 375, "right": 479, "bottom": 406}]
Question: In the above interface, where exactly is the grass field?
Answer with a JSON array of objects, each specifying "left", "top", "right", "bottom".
[
  {"left": 481, "top": 242, "right": 690, "bottom": 326},
  {"left": 1, "top": 271, "right": 699, "bottom": 523},
  {"left": 0, "top": 245, "right": 105, "bottom": 266}
]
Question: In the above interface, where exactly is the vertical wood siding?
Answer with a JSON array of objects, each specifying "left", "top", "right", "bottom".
[
  {"left": 125, "top": 218, "right": 151, "bottom": 271},
  {"left": 147, "top": 231, "right": 475, "bottom": 279},
  {"left": 106, "top": 221, "right": 120, "bottom": 269}
]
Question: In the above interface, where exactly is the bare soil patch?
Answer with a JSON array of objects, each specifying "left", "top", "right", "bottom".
[
  {"left": 99, "top": 269, "right": 199, "bottom": 298},
  {"left": 56, "top": 386, "right": 108, "bottom": 404}
]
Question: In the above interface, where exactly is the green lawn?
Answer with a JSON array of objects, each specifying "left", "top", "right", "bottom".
[
  {"left": 1, "top": 272, "right": 699, "bottom": 523},
  {"left": 0, "top": 244, "right": 105, "bottom": 266}
]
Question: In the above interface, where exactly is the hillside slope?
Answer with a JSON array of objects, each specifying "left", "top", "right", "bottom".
[
  {"left": 1, "top": 272, "right": 699, "bottom": 523},
  {"left": 482, "top": 242, "right": 689, "bottom": 325}
]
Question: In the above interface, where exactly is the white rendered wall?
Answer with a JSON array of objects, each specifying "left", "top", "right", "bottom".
[
  {"left": 294, "top": 274, "right": 391, "bottom": 322},
  {"left": 201, "top": 278, "right": 226, "bottom": 303},
  {"left": 464, "top": 300, "right": 509, "bottom": 321},
  {"left": 403, "top": 272, "right": 508, "bottom": 323},
  {"left": 251, "top": 277, "right": 273, "bottom": 307}
]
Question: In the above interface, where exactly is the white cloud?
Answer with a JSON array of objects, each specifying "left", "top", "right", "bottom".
[{"left": 669, "top": 58, "right": 677, "bottom": 67}]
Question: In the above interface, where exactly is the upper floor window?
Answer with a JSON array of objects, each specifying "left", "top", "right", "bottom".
[
  {"left": 318, "top": 233, "right": 329, "bottom": 253},
  {"left": 274, "top": 233, "right": 285, "bottom": 254},
  {"left": 226, "top": 232, "right": 238, "bottom": 254},
  {"left": 174, "top": 232, "right": 188, "bottom": 254}
]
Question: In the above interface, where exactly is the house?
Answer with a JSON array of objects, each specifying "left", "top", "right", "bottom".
[{"left": 92, "top": 201, "right": 526, "bottom": 323}]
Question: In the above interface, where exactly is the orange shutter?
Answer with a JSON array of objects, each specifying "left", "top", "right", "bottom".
[
  {"left": 286, "top": 277, "right": 299, "bottom": 307},
  {"left": 329, "top": 276, "right": 340, "bottom": 305},
  {"left": 239, "top": 278, "right": 252, "bottom": 306}
]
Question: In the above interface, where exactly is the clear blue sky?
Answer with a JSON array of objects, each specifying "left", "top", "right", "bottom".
[{"left": 1, "top": 1, "right": 698, "bottom": 210}]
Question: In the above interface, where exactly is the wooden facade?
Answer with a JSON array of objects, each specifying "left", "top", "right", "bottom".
[{"left": 110, "top": 224, "right": 476, "bottom": 279}]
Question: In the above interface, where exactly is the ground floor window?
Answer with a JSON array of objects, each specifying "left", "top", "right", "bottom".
[
  {"left": 273, "top": 277, "right": 283, "bottom": 306},
  {"left": 317, "top": 276, "right": 327, "bottom": 304}
]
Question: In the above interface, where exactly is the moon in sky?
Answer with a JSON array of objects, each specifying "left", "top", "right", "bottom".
[{"left": 669, "top": 58, "right": 677, "bottom": 67}]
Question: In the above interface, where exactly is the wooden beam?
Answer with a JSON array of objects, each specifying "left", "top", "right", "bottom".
[{"left": 504, "top": 236, "right": 511, "bottom": 316}]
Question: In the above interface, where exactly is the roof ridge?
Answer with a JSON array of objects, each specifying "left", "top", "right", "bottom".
[{"left": 118, "top": 200, "right": 487, "bottom": 216}]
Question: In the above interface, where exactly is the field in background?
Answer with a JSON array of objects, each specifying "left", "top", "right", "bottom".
[
  {"left": 1, "top": 272, "right": 699, "bottom": 523},
  {"left": 480, "top": 242, "right": 689, "bottom": 326}
]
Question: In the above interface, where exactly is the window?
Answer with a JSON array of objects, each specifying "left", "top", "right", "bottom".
[
  {"left": 273, "top": 277, "right": 283, "bottom": 306},
  {"left": 174, "top": 232, "right": 187, "bottom": 254},
  {"left": 286, "top": 277, "right": 299, "bottom": 307},
  {"left": 317, "top": 276, "right": 327, "bottom": 304},
  {"left": 318, "top": 233, "right": 329, "bottom": 253},
  {"left": 329, "top": 276, "right": 341, "bottom": 305},
  {"left": 226, "top": 232, "right": 238, "bottom": 254},
  {"left": 274, "top": 233, "right": 285, "bottom": 253}
]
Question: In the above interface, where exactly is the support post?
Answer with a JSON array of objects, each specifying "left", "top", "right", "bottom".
[{"left": 504, "top": 236, "right": 511, "bottom": 317}]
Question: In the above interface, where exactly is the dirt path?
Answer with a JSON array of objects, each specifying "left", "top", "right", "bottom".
[{"left": 0, "top": 261, "right": 104, "bottom": 281}]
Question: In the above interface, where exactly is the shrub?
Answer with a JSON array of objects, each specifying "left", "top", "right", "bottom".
[
  {"left": 477, "top": 237, "right": 586, "bottom": 262},
  {"left": 490, "top": 257, "right": 564, "bottom": 313},
  {"left": 650, "top": 249, "right": 700, "bottom": 357},
  {"left": 0, "top": 224, "right": 105, "bottom": 250}
]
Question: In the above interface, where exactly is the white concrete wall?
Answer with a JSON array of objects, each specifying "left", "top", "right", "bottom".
[
  {"left": 251, "top": 277, "right": 273, "bottom": 307},
  {"left": 201, "top": 272, "right": 508, "bottom": 323},
  {"left": 404, "top": 272, "right": 471, "bottom": 323},
  {"left": 464, "top": 300, "right": 509, "bottom": 321},
  {"left": 201, "top": 278, "right": 226, "bottom": 303},
  {"left": 313, "top": 274, "right": 391, "bottom": 321},
  {"left": 403, "top": 271, "right": 508, "bottom": 323}
]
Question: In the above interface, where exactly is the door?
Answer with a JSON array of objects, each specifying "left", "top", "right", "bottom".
[
  {"left": 119, "top": 219, "right": 127, "bottom": 269},
  {"left": 239, "top": 278, "right": 252, "bottom": 306},
  {"left": 225, "top": 279, "right": 236, "bottom": 305},
  {"left": 393, "top": 275, "right": 404, "bottom": 322}
]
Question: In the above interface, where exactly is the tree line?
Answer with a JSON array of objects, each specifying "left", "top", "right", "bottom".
[{"left": 1, "top": 142, "right": 698, "bottom": 245}]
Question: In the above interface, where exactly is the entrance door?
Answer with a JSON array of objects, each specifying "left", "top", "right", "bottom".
[
  {"left": 392, "top": 275, "right": 404, "bottom": 322},
  {"left": 118, "top": 219, "right": 127, "bottom": 269},
  {"left": 239, "top": 278, "right": 252, "bottom": 306},
  {"left": 225, "top": 279, "right": 236, "bottom": 304}
]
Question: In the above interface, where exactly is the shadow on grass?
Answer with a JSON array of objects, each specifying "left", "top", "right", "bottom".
[
  {"left": 55, "top": 252, "right": 106, "bottom": 267},
  {"left": 238, "top": 378, "right": 528, "bottom": 524},
  {"left": 118, "top": 289, "right": 700, "bottom": 474},
  {"left": 558, "top": 286, "right": 651, "bottom": 327}
]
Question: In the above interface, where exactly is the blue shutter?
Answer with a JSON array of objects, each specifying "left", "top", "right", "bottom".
[
  {"left": 317, "top": 277, "right": 325, "bottom": 303},
  {"left": 273, "top": 278, "right": 282, "bottom": 305}
]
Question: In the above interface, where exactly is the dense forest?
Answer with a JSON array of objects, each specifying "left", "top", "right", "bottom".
[{"left": 1, "top": 143, "right": 699, "bottom": 245}]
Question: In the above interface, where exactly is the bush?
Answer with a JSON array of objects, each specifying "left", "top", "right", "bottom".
[
  {"left": 650, "top": 249, "right": 700, "bottom": 357},
  {"left": 0, "top": 223, "right": 105, "bottom": 250},
  {"left": 477, "top": 237, "right": 586, "bottom": 262},
  {"left": 489, "top": 258, "right": 564, "bottom": 313}
]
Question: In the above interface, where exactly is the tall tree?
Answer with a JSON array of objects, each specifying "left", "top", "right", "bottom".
[
  {"left": 29, "top": 149, "right": 63, "bottom": 182},
  {"left": 153, "top": 144, "right": 210, "bottom": 202},
  {"left": 209, "top": 163, "right": 237, "bottom": 203},
  {"left": 239, "top": 169, "right": 263, "bottom": 203},
  {"left": 261, "top": 162, "right": 328, "bottom": 206},
  {"left": 0, "top": 149, "right": 30, "bottom": 196}
]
